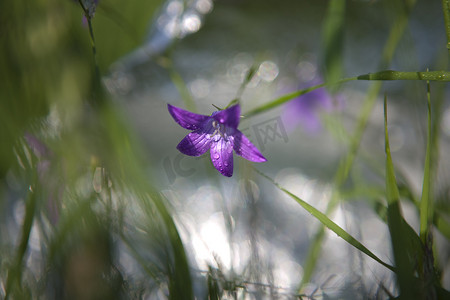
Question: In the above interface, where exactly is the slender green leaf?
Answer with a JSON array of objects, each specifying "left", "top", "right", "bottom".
[
  {"left": 442, "top": 0, "right": 450, "bottom": 54},
  {"left": 436, "top": 214, "right": 450, "bottom": 240},
  {"left": 255, "top": 168, "right": 395, "bottom": 272},
  {"left": 420, "top": 81, "right": 433, "bottom": 241},
  {"left": 244, "top": 77, "right": 356, "bottom": 118},
  {"left": 298, "top": 1, "right": 417, "bottom": 290},
  {"left": 5, "top": 184, "right": 37, "bottom": 299},
  {"left": 322, "top": 0, "right": 346, "bottom": 92},
  {"left": 357, "top": 70, "right": 450, "bottom": 81},
  {"left": 244, "top": 70, "right": 450, "bottom": 119},
  {"left": 384, "top": 96, "right": 420, "bottom": 299}
]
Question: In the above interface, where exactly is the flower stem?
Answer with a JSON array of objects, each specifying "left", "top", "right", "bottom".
[{"left": 78, "top": 1, "right": 100, "bottom": 80}]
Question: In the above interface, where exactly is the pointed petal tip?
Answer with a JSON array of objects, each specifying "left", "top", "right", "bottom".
[
  {"left": 168, "top": 104, "right": 210, "bottom": 130},
  {"left": 233, "top": 130, "right": 267, "bottom": 163},
  {"left": 222, "top": 171, "right": 233, "bottom": 177},
  {"left": 257, "top": 155, "right": 268, "bottom": 163}
]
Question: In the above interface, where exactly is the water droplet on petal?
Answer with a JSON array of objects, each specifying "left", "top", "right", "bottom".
[
  {"left": 224, "top": 162, "right": 229, "bottom": 166},
  {"left": 220, "top": 118, "right": 224, "bottom": 123},
  {"left": 213, "top": 153, "right": 220, "bottom": 159}
]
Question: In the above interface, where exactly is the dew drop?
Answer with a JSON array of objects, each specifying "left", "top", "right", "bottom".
[
  {"left": 224, "top": 162, "right": 229, "bottom": 166},
  {"left": 220, "top": 118, "right": 224, "bottom": 123},
  {"left": 213, "top": 153, "right": 220, "bottom": 159}
]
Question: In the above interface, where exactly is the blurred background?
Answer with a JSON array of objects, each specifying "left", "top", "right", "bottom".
[{"left": 1, "top": 0, "right": 450, "bottom": 299}]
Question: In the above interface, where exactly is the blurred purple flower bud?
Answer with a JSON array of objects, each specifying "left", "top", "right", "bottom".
[
  {"left": 24, "top": 133, "right": 61, "bottom": 224},
  {"left": 282, "top": 77, "right": 345, "bottom": 134}
]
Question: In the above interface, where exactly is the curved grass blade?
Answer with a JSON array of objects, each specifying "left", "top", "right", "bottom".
[{"left": 254, "top": 168, "right": 395, "bottom": 272}]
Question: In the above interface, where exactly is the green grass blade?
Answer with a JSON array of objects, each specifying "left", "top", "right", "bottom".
[
  {"left": 169, "top": 66, "right": 198, "bottom": 112},
  {"left": 98, "top": 105, "right": 195, "bottom": 300},
  {"left": 243, "top": 77, "right": 356, "bottom": 118},
  {"left": 357, "top": 70, "right": 450, "bottom": 81},
  {"left": 160, "top": 57, "right": 197, "bottom": 112},
  {"left": 442, "top": 0, "right": 450, "bottom": 55},
  {"left": 299, "top": 1, "right": 416, "bottom": 290},
  {"left": 5, "top": 184, "right": 37, "bottom": 299},
  {"left": 436, "top": 214, "right": 450, "bottom": 239},
  {"left": 255, "top": 168, "right": 395, "bottom": 272},
  {"left": 384, "top": 96, "right": 419, "bottom": 299},
  {"left": 420, "top": 81, "right": 433, "bottom": 241},
  {"left": 243, "top": 70, "right": 450, "bottom": 119},
  {"left": 321, "top": 0, "right": 346, "bottom": 92}
]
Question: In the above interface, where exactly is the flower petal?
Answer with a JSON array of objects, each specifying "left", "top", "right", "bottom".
[
  {"left": 168, "top": 104, "right": 210, "bottom": 130},
  {"left": 177, "top": 131, "right": 212, "bottom": 156},
  {"left": 233, "top": 130, "right": 267, "bottom": 162},
  {"left": 210, "top": 138, "right": 234, "bottom": 177},
  {"left": 212, "top": 104, "right": 240, "bottom": 129}
]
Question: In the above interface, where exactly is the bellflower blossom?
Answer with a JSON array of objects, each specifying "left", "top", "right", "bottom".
[{"left": 168, "top": 104, "right": 267, "bottom": 177}]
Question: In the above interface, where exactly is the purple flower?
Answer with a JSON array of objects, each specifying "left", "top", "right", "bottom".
[
  {"left": 168, "top": 104, "right": 267, "bottom": 177},
  {"left": 282, "top": 77, "right": 344, "bottom": 134}
]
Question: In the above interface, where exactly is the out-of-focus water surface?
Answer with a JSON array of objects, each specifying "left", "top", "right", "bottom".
[{"left": 102, "top": 0, "right": 450, "bottom": 297}]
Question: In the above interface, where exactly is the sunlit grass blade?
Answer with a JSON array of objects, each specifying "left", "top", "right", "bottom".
[
  {"left": 384, "top": 95, "right": 418, "bottom": 299},
  {"left": 321, "top": 0, "right": 345, "bottom": 92},
  {"left": 254, "top": 168, "right": 395, "bottom": 272}
]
